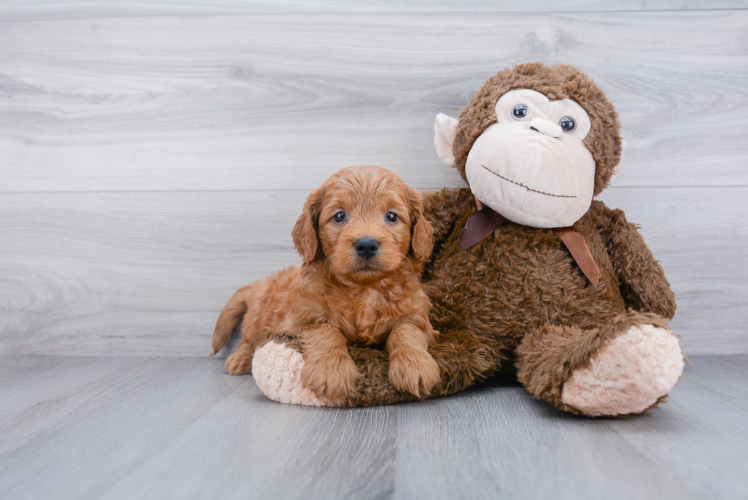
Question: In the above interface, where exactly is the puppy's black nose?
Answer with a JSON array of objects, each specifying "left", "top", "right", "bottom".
[{"left": 354, "top": 238, "right": 379, "bottom": 260}]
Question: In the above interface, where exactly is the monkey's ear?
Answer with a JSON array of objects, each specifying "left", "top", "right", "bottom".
[
  {"left": 434, "top": 113, "right": 458, "bottom": 167},
  {"left": 609, "top": 139, "right": 626, "bottom": 182},
  {"left": 407, "top": 188, "right": 434, "bottom": 265},
  {"left": 292, "top": 188, "right": 324, "bottom": 264}
]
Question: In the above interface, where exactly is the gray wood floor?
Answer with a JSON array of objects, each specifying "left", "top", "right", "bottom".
[{"left": 0, "top": 355, "right": 746, "bottom": 500}]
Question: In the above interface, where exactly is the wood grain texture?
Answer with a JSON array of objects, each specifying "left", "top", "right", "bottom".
[
  {"left": 1, "top": 10, "right": 746, "bottom": 192},
  {"left": 2, "top": 0, "right": 747, "bottom": 17},
  {"left": 1, "top": 186, "right": 745, "bottom": 357},
  {"left": 0, "top": 355, "right": 746, "bottom": 499},
  {"left": 0, "top": 189, "right": 304, "bottom": 357},
  {"left": 0, "top": 5, "right": 746, "bottom": 357}
]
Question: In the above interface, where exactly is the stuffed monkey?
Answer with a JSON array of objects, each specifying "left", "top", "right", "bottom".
[{"left": 248, "top": 62, "right": 685, "bottom": 417}]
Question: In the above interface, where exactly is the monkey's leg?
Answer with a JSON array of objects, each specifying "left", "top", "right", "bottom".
[
  {"left": 516, "top": 311, "right": 684, "bottom": 417},
  {"left": 347, "top": 328, "right": 502, "bottom": 407},
  {"left": 252, "top": 328, "right": 502, "bottom": 407}
]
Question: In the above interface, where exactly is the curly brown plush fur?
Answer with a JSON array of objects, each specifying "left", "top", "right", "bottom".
[{"left": 254, "top": 63, "right": 681, "bottom": 416}]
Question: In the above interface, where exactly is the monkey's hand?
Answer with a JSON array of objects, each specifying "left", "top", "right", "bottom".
[{"left": 594, "top": 201, "right": 676, "bottom": 319}]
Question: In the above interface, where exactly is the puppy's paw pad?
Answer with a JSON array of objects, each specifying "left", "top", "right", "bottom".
[
  {"left": 301, "top": 354, "right": 360, "bottom": 402},
  {"left": 561, "top": 324, "right": 684, "bottom": 416},
  {"left": 389, "top": 349, "right": 441, "bottom": 398}
]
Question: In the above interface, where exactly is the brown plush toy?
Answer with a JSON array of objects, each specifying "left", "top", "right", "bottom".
[{"left": 250, "top": 62, "right": 685, "bottom": 417}]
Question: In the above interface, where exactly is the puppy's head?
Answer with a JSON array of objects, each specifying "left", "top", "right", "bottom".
[{"left": 292, "top": 165, "right": 433, "bottom": 283}]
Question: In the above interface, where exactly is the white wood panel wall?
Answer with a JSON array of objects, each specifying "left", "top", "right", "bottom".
[{"left": 1, "top": 2, "right": 746, "bottom": 356}]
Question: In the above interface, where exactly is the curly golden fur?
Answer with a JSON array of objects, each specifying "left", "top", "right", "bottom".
[{"left": 212, "top": 166, "right": 439, "bottom": 401}]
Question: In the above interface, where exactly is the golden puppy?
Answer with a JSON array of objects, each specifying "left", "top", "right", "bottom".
[{"left": 211, "top": 165, "right": 440, "bottom": 401}]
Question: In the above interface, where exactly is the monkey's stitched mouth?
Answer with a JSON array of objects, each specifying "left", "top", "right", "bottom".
[{"left": 481, "top": 165, "right": 577, "bottom": 199}]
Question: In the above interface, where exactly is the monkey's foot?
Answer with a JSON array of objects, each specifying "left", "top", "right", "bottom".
[
  {"left": 252, "top": 341, "right": 334, "bottom": 407},
  {"left": 561, "top": 324, "right": 684, "bottom": 416}
]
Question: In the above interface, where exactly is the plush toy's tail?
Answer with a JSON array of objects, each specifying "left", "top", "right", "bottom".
[{"left": 211, "top": 286, "right": 251, "bottom": 356}]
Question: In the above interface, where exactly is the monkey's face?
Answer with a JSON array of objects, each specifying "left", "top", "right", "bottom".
[{"left": 464, "top": 89, "right": 596, "bottom": 228}]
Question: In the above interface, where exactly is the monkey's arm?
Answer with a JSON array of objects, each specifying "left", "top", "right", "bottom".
[{"left": 593, "top": 200, "right": 676, "bottom": 319}]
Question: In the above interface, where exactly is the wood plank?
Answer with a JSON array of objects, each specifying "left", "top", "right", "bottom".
[
  {"left": 393, "top": 386, "right": 692, "bottom": 499},
  {"left": 0, "top": 357, "right": 155, "bottom": 454},
  {"left": 0, "top": 356, "right": 397, "bottom": 500},
  {"left": 598, "top": 355, "right": 748, "bottom": 500},
  {"left": 100, "top": 382, "right": 397, "bottom": 500},
  {"left": 0, "top": 356, "right": 746, "bottom": 499},
  {"left": 393, "top": 356, "right": 748, "bottom": 499},
  {"left": 1, "top": 186, "right": 744, "bottom": 357},
  {"left": 0, "top": 190, "right": 306, "bottom": 357},
  {"left": 2, "top": 0, "right": 746, "bottom": 18},
  {"left": 1, "top": 11, "right": 746, "bottom": 193}
]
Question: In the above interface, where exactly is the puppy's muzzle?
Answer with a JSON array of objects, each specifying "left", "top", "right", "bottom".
[{"left": 354, "top": 238, "right": 379, "bottom": 260}]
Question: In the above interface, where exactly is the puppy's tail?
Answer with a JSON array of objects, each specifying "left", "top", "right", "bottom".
[{"left": 211, "top": 286, "right": 252, "bottom": 356}]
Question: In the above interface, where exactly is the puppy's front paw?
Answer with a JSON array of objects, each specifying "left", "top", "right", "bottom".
[
  {"left": 389, "top": 348, "right": 441, "bottom": 398},
  {"left": 301, "top": 353, "right": 360, "bottom": 402}
]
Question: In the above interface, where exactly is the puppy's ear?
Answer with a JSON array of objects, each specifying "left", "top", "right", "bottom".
[
  {"left": 292, "top": 188, "right": 324, "bottom": 264},
  {"left": 407, "top": 188, "right": 434, "bottom": 264}
]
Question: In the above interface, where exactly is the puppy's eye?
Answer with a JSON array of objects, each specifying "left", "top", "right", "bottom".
[
  {"left": 512, "top": 104, "right": 528, "bottom": 120},
  {"left": 386, "top": 212, "right": 398, "bottom": 223},
  {"left": 559, "top": 116, "right": 576, "bottom": 132},
  {"left": 333, "top": 212, "right": 346, "bottom": 223}
]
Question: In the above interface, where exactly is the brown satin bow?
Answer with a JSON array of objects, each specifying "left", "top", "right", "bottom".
[{"left": 459, "top": 199, "right": 600, "bottom": 286}]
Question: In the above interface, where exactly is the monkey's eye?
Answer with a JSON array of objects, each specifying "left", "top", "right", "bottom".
[
  {"left": 512, "top": 104, "right": 529, "bottom": 120},
  {"left": 386, "top": 212, "right": 398, "bottom": 223},
  {"left": 559, "top": 116, "right": 576, "bottom": 132},
  {"left": 333, "top": 211, "right": 346, "bottom": 223}
]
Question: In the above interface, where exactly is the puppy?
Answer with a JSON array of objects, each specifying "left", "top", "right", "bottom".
[{"left": 211, "top": 165, "right": 440, "bottom": 401}]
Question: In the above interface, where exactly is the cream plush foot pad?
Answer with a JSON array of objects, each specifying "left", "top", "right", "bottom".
[
  {"left": 561, "top": 324, "right": 684, "bottom": 417},
  {"left": 252, "top": 341, "right": 332, "bottom": 406}
]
